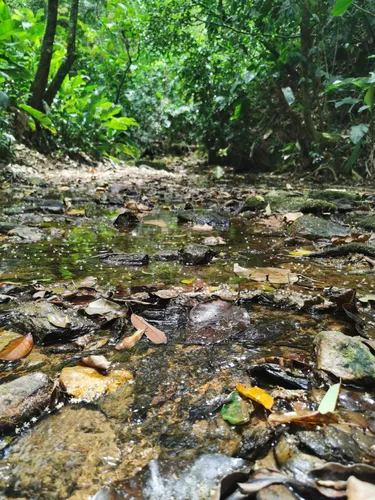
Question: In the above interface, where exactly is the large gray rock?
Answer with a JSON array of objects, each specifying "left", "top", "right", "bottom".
[
  {"left": 0, "top": 372, "right": 53, "bottom": 430},
  {"left": 9, "top": 301, "right": 98, "bottom": 344},
  {"left": 100, "top": 253, "right": 149, "bottom": 266},
  {"left": 289, "top": 215, "right": 350, "bottom": 240},
  {"left": 313, "top": 331, "right": 375, "bottom": 384},
  {"left": 177, "top": 210, "right": 230, "bottom": 230}
]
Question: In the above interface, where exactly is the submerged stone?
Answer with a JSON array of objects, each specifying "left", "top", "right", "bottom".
[
  {"left": 59, "top": 366, "right": 133, "bottom": 401},
  {"left": 0, "top": 372, "right": 53, "bottom": 430},
  {"left": 177, "top": 210, "right": 230, "bottom": 229},
  {"left": 240, "top": 196, "right": 267, "bottom": 212},
  {"left": 187, "top": 299, "right": 250, "bottom": 344},
  {"left": 23, "top": 199, "right": 65, "bottom": 215},
  {"left": 1, "top": 406, "right": 121, "bottom": 499},
  {"left": 100, "top": 253, "right": 149, "bottom": 266},
  {"left": 113, "top": 210, "right": 140, "bottom": 228},
  {"left": 289, "top": 215, "right": 350, "bottom": 240},
  {"left": 7, "top": 226, "right": 43, "bottom": 242},
  {"left": 313, "top": 331, "right": 375, "bottom": 384},
  {"left": 180, "top": 244, "right": 216, "bottom": 265},
  {"left": 152, "top": 250, "right": 180, "bottom": 262}
]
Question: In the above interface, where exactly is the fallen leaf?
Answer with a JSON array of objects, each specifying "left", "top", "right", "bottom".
[
  {"left": 143, "top": 219, "right": 167, "bottom": 228},
  {"left": 191, "top": 224, "right": 214, "bottom": 232},
  {"left": 222, "top": 390, "right": 252, "bottom": 425},
  {"left": 284, "top": 212, "right": 303, "bottom": 224},
  {"left": 79, "top": 355, "right": 110, "bottom": 372},
  {"left": 236, "top": 384, "right": 274, "bottom": 410},
  {"left": 130, "top": 314, "right": 167, "bottom": 344},
  {"left": 318, "top": 382, "right": 341, "bottom": 415},
  {"left": 78, "top": 276, "right": 98, "bottom": 288},
  {"left": 269, "top": 410, "right": 337, "bottom": 425},
  {"left": 238, "top": 470, "right": 290, "bottom": 494},
  {"left": 358, "top": 294, "right": 375, "bottom": 304},
  {"left": 289, "top": 249, "right": 312, "bottom": 257},
  {"left": 154, "top": 289, "right": 179, "bottom": 299},
  {"left": 115, "top": 329, "right": 144, "bottom": 350},
  {"left": 181, "top": 278, "right": 195, "bottom": 284},
  {"left": 47, "top": 313, "right": 71, "bottom": 328},
  {"left": 234, "top": 264, "right": 298, "bottom": 284},
  {"left": 0, "top": 333, "right": 34, "bottom": 361},
  {"left": 66, "top": 209, "right": 85, "bottom": 216},
  {"left": 84, "top": 298, "right": 125, "bottom": 318},
  {"left": 347, "top": 477, "right": 375, "bottom": 500},
  {"left": 332, "top": 233, "right": 371, "bottom": 246},
  {"left": 265, "top": 203, "right": 272, "bottom": 215}
]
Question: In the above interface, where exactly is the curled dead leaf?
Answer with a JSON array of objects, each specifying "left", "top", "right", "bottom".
[
  {"left": 130, "top": 314, "right": 167, "bottom": 344},
  {"left": 79, "top": 355, "right": 110, "bottom": 372},
  {"left": 0, "top": 333, "right": 34, "bottom": 361},
  {"left": 115, "top": 329, "right": 144, "bottom": 350},
  {"left": 236, "top": 384, "right": 274, "bottom": 410}
]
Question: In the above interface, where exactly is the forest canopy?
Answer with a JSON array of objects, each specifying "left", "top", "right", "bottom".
[{"left": 0, "top": 0, "right": 374, "bottom": 176}]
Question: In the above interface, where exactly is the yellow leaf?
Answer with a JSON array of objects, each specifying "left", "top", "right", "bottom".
[
  {"left": 289, "top": 250, "right": 312, "bottom": 257},
  {"left": 236, "top": 383, "right": 274, "bottom": 410}
]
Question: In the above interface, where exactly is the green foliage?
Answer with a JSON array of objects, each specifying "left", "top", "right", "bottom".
[{"left": 331, "top": 0, "right": 355, "bottom": 16}]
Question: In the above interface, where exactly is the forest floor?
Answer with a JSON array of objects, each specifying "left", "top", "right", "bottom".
[{"left": 0, "top": 146, "right": 374, "bottom": 500}]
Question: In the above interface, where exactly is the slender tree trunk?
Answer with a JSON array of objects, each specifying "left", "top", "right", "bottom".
[
  {"left": 44, "top": 0, "right": 80, "bottom": 106},
  {"left": 300, "top": 1, "right": 318, "bottom": 145},
  {"left": 28, "top": 0, "right": 59, "bottom": 111}
]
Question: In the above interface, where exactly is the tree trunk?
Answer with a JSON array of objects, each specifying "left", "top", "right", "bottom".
[
  {"left": 28, "top": 0, "right": 59, "bottom": 111},
  {"left": 44, "top": 0, "right": 80, "bottom": 106},
  {"left": 300, "top": 1, "right": 318, "bottom": 146}
]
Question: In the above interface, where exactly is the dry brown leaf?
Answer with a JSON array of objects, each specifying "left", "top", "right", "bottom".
[
  {"left": 130, "top": 314, "right": 168, "bottom": 344},
  {"left": 332, "top": 233, "right": 371, "bottom": 246},
  {"left": 125, "top": 201, "right": 151, "bottom": 213},
  {"left": 115, "top": 329, "right": 145, "bottom": 350},
  {"left": 284, "top": 212, "right": 303, "bottom": 224},
  {"left": 347, "top": 476, "right": 375, "bottom": 500},
  {"left": 236, "top": 384, "right": 274, "bottom": 410},
  {"left": 0, "top": 333, "right": 34, "bottom": 360},
  {"left": 269, "top": 410, "right": 337, "bottom": 425},
  {"left": 143, "top": 219, "right": 167, "bottom": 228},
  {"left": 66, "top": 209, "right": 86, "bottom": 216},
  {"left": 79, "top": 355, "right": 110, "bottom": 371},
  {"left": 234, "top": 264, "right": 298, "bottom": 284},
  {"left": 191, "top": 224, "right": 214, "bottom": 232}
]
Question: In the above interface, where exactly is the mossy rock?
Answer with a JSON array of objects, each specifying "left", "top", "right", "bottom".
[
  {"left": 308, "top": 190, "right": 361, "bottom": 202},
  {"left": 265, "top": 192, "right": 336, "bottom": 213},
  {"left": 289, "top": 215, "right": 350, "bottom": 240},
  {"left": 241, "top": 196, "right": 267, "bottom": 212},
  {"left": 355, "top": 214, "right": 375, "bottom": 231},
  {"left": 314, "top": 331, "right": 375, "bottom": 384}
]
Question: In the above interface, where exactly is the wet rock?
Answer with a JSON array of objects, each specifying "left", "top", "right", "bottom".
[
  {"left": 297, "top": 426, "right": 373, "bottom": 464},
  {"left": 1, "top": 406, "right": 121, "bottom": 499},
  {"left": 313, "top": 331, "right": 375, "bottom": 384},
  {"left": 186, "top": 299, "right": 251, "bottom": 344},
  {"left": 309, "top": 242, "right": 375, "bottom": 259},
  {"left": 0, "top": 372, "right": 53, "bottom": 430},
  {"left": 265, "top": 192, "right": 336, "bottom": 214},
  {"left": 59, "top": 366, "right": 133, "bottom": 401},
  {"left": 23, "top": 199, "right": 65, "bottom": 214},
  {"left": 257, "top": 484, "right": 298, "bottom": 500},
  {"left": 7, "top": 226, "right": 43, "bottom": 242},
  {"left": 152, "top": 250, "right": 180, "bottom": 262},
  {"left": 237, "top": 421, "right": 276, "bottom": 460},
  {"left": 240, "top": 319, "right": 298, "bottom": 346},
  {"left": 180, "top": 244, "right": 216, "bottom": 265},
  {"left": 113, "top": 210, "right": 140, "bottom": 228},
  {"left": 202, "top": 236, "right": 226, "bottom": 246},
  {"left": 177, "top": 210, "right": 230, "bottom": 230},
  {"left": 9, "top": 301, "right": 98, "bottom": 344},
  {"left": 250, "top": 363, "right": 309, "bottom": 390},
  {"left": 0, "top": 222, "right": 16, "bottom": 234},
  {"left": 289, "top": 215, "right": 350, "bottom": 240},
  {"left": 100, "top": 253, "right": 149, "bottom": 266}
]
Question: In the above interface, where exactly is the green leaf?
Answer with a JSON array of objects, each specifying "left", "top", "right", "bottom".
[
  {"left": 0, "top": 1, "right": 10, "bottom": 21},
  {"left": 364, "top": 85, "right": 374, "bottom": 109},
  {"left": 350, "top": 124, "right": 369, "bottom": 144},
  {"left": 331, "top": 0, "right": 355, "bottom": 16},
  {"left": 222, "top": 391, "right": 251, "bottom": 425},
  {"left": 318, "top": 383, "right": 341, "bottom": 414},
  {"left": 344, "top": 142, "right": 361, "bottom": 173},
  {"left": 0, "top": 19, "right": 20, "bottom": 39},
  {"left": 104, "top": 116, "right": 138, "bottom": 130},
  {"left": 18, "top": 104, "right": 57, "bottom": 134}
]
